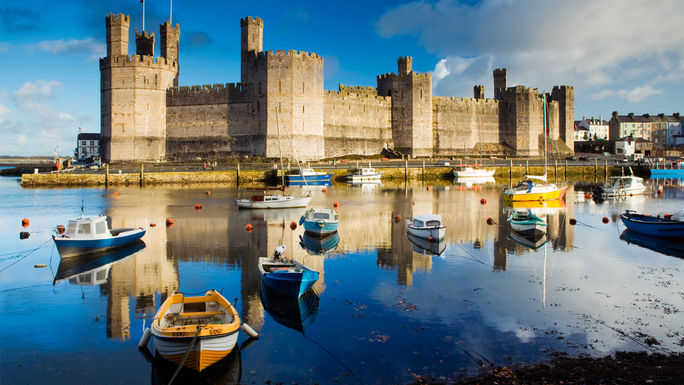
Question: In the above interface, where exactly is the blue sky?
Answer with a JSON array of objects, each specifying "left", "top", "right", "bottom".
[{"left": 1, "top": 0, "right": 682, "bottom": 156}]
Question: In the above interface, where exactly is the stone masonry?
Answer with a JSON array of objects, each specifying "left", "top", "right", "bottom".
[{"left": 100, "top": 13, "right": 574, "bottom": 162}]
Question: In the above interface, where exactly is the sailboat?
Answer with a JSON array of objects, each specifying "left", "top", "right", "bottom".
[
  {"left": 237, "top": 108, "right": 312, "bottom": 209},
  {"left": 452, "top": 118, "right": 495, "bottom": 178},
  {"left": 503, "top": 95, "right": 567, "bottom": 201}
]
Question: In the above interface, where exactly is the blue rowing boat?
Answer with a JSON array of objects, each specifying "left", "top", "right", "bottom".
[
  {"left": 285, "top": 168, "right": 332, "bottom": 186},
  {"left": 299, "top": 208, "right": 339, "bottom": 236},
  {"left": 258, "top": 246, "right": 319, "bottom": 298},
  {"left": 53, "top": 215, "right": 146, "bottom": 258},
  {"left": 620, "top": 210, "right": 684, "bottom": 239}
]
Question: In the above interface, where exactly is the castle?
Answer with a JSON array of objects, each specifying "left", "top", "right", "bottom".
[{"left": 100, "top": 14, "right": 574, "bottom": 163}]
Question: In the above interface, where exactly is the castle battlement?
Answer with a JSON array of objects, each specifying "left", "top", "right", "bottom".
[
  {"left": 240, "top": 16, "right": 263, "bottom": 27},
  {"left": 99, "top": 54, "right": 177, "bottom": 70},
  {"left": 106, "top": 13, "right": 129, "bottom": 24},
  {"left": 433, "top": 96, "right": 500, "bottom": 106},
  {"left": 324, "top": 90, "right": 390, "bottom": 104},
  {"left": 253, "top": 49, "right": 323, "bottom": 61},
  {"left": 135, "top": 30, "right": 154, "bottom": 39},
  {"left": 167, "top": 82, "right": 252, "bottom": 106}
]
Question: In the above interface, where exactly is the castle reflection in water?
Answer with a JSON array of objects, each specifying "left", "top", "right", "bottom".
[{"left": 60, "top": 184, "right": 575, "bottom": 340}]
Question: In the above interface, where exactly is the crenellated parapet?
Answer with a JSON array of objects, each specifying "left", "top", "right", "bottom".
[
  {"left": 99, "top": 54, "right": 178, "bottom": 71},
  {"left": 167, "top": 83, "right": 253, "bottom": 105}
]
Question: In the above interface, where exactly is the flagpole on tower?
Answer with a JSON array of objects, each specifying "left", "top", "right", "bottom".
[
  {"left": 170, "top": 0, "right": 173, "bottom": 24},
  {"left": 142, "top": 0, "right": 145, "bottom": 31}
]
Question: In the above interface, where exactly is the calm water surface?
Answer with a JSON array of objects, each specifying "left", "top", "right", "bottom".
[{"left": 1, "top": 176, "right": 683, "bottom": 384}]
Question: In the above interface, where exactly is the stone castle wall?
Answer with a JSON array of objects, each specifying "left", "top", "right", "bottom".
[
  {"left": 323, "top": 86, "right": 392, "bottom": 158},
  {"left": 432, "top": 96, "right": 501, "bottom": 156}
]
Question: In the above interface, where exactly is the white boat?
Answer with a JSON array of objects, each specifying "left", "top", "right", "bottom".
[
  {"left": 346, "top": 167, "right": 382, "bottom": 183},
  {"left": 453, "top": 175, "right": 495, "bottom": 188},
  {"left": 507, "top": 210, "right": 548, "bottom": 239},
  {"left": 452, "top": 165, "right": 495, "bottom": 178},
  {"left": 300, "top": 208, "right": 339, "bottom": 236},
  {"left": 594, "top": 169, "right": 647, "bottom": 198},
  {"left": 237, "top": 193, "right": 311, "bottom": 209},
  {"left": 406, "top": 214, "right": 446, "bottom": 240},
  {"left": 52, "top": 215, "right": 146, "bottom": 258}
]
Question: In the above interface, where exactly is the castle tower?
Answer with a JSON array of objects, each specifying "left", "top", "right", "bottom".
[
  {"left": 106, "top": 13, "right": 129, "bottom": 57},
  {"left": 493, "top": 68, "right": 506, "bottom": 100},
  {"left": 135, "top": 30, "right": 154, "bottom": 57},
  {"left": 474, "top": 85, "right": 485, "bottom": 99},
  {"left": 389, "top": 57, "right": 433, "bottom": 157},
  {"left": 499, "top": 86, "right": 543, "bottom": 157},
  {"left": 160, "top": 21, "right": 180, "bottom": 87},
  {"left": 551, "top": 86, "right": 575, "bottom": 150},
  {"left": 100, "top": 15, "right": 179, "bottom": 162},
  {"left": 240, "top": 16, "right": 263, "bottom": 84}
]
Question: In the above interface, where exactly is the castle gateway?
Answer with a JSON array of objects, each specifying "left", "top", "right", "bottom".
[{"left": 100, "top": 14, "right": 574, "bottom": 162}]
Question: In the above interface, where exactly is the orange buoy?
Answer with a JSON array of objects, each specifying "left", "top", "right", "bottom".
[
  {"left": 428, "top": 235, "right": 434, "bottom": 241},
  {"left": 602, "top": 217, "right": 609, "bottom": 224},
  {"left": 657, "top": 190, "right": 663, "bottom": 195},
  {"left": 21, "top": 218, "right": 29, "bottom": 227},
  {"left": 290, "top": 221, "right": 297, "bottom": 230},
  {"left": 664, "top": 213, "right": 672, "bottom": 219},
  {"left": 394, "top": 214, "right": 402, "bottom": 223},
  {"left": 486, "top": 217, "right": 494, "bottom": 225},
  {"left": 113, "top": 191, "right": 118, "bottom": 197},
  {"left": 166, "top": 218, "right": 174, "bottom": 227},
  {"left": 56, "top": 225, "right": 65, "bottom": 234},
  {"left": 150, "top": 223, "right": 156, "bottom": 227},
  {"left": 629, "top": 193, "right": 633, "bottom": 197},
  {"left": 412, "top": 202, "right": 416, "bottom": 206},
  {"left": 569, "top": 218, "right": 577, "bottom": 225},
  {"left": 480, "top": 198, "right": 486, "bottom": 205},
  {"left": 194, "top": 203, "right": 202, "bottom": 210},
  {"left": 665, "top": 180, "right": 670, "bottom": 185},
  {"left": 322, "top": 188, "right": 327, "bottom": 193},
  {"left": 333, "top": 201, "right": 339, "bottom": 208},
  {"left": 426, "top": 186, "right": 431, "bottom": 191},
  {"left": 585, "top": 193, "right": 591, "bottom": 199},
  {"left": 245, "top": 223, "right": 253, "bottom": 232}
]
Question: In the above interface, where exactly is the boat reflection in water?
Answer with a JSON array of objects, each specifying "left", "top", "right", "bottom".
[
  {"left": 508, "top": 230, "right": 548, "bottom": 251},
  {"left": 151, "top": 347, "right": 241, "bottom": 385},
  {"left": 452, "top": 176, "right": 495, "bottom": 188},
  {"left": 53, "top": 239, "right": 146, "bottom": 285},
  {"left": 259, "top": 284, "right": 319, "bottom": 333},
  {"left": 407, "top": 232, "right": 446, "bottom": 256},
  {"left": 620, "top": 230, "right": 684, "bottom": 258},
  {"left": 299, "top": 231, "right": 340, "bottom": 255}
]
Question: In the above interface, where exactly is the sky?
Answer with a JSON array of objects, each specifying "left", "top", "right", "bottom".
[{"left": 0, "top": 0, "right": 682, "bottom": 156}]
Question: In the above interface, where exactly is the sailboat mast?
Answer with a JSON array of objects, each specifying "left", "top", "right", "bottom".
[
  {"left": 276, "top": 107, "right": 285, "bottom": 188},
  {"left": 543, "top": 94, "right": 547, "bottom": 180},
  {"left": 478, "top": 117, "right": 482, "bottom": 166}
]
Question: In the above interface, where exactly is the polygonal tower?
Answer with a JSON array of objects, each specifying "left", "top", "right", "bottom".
[
  {"left": 551, "top": 86, "right": 575, "bottom": 150},
  {"left": 240, "top": 16, "right": 263, "bottom": 84},
  {"left": 100, "top": 13, "right": 179, "bottom": 162}
]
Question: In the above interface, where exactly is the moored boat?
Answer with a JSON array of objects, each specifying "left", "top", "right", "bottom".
[
  {"left": 503, "top": 177, "right": 567, "bottom": 202},
  {"left": 594, "top": 173, "right": 647, "bottom": 198},
  {"left": 285, "top": 168, "right": 332, "bottom": 186},
  {"left": 236, "top": 193, "right": 311, "bottom": 209},
  {"left": 346, "top": 167, "right": 382, "bottom": 183},
  {"left": 150, "top": 290, "right": 241, "bottom": 372},
  {"left": 620, "top": 210, "right": 684, "bottom": 239},
  {"left": 299, "top": 208, "right": 339, "bottom": 236},
  {"left": 451, "top": 165, "right": 495, "bottom": 178},
  {"left": 52, "top": 215, "right": 145, "bottom": 258},
  {"left": 258, "top": 245, "right": 319, "bottom": 298},
  {"left": 406, "top": 214, "right": 446, "bottom": 240}
]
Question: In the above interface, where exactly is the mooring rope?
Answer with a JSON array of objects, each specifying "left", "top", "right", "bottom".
[
  {"left": 167, "top": 325, "right": 203, "bottom": 385},
  {"left": 0, "top": 239, "right": 52, "bottom": 272}
]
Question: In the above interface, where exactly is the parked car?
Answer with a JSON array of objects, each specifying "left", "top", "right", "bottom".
[
  {"left": 578, "top": 155, "right": 591, "bottom": 161},
  {"left": 565, "top": 155, "right": 577, "bottom": 161}
]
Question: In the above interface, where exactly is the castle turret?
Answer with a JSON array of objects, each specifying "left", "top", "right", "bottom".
[
  {"left": 100, "top": 15, "right": 179, "bottom": 162},
  {"left": 493, "top": 68, "right": 506, "bottom": 100},
  {"left": 160, "top": 22, "right": 180, "bottom": 87},
  {"left": 389, "top": 57, "right": 433, "bottom": 157},
  {"left": 474, "top": 85, "right": 485, "bottom": 99},
  {"left": 106, "top": 14, "right": 129, "bottom": 57},
  {"left": 551, "top": 85, "right": 574, "bottom": 150},
  {"left": 240, "top": 16, "right": 263, "bottom": 83},
  {"left": 135, "top": 30, "right": 155, "bottom": 57}
]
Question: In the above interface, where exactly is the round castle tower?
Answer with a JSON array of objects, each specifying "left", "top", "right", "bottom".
[{"left": 100, "top": 13, "right": 179, "bottom": 162}]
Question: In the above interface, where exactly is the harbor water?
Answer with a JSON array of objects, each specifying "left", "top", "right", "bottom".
[{"left": 0, "top": 176, "right": 682, "bottom": 384}]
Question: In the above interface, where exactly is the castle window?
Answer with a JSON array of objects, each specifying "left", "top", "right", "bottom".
[
  {"left": 302, "top": 105, "right": 305, "bottom": 113},
  {"left": 279, "top": 81, "right": 282, "bottom": 93},
  {"left": 302, "top": 82, "right": 305, "bottom": 94}
]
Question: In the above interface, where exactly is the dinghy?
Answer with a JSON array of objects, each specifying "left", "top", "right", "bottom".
[
  {"left": 258, "top": 245, "right": 319, "bottom": 298},
  {"left": 53, "top": 215, "right": 145, "bottom": 258}
]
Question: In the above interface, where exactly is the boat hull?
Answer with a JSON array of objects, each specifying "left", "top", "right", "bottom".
[
  {"left": 152, "top": 332, "right": 239, "bottom": 372},
  {"left": 53, "top": 228, "right": 146, "bottom": 258},
  {"left": 259, "top": 258, "right": 319, "bottom": 298},
  {"left": 620, "top": 214, "right": 684, "bottom": 239},
  {"left": 302, "top": 220, "right": 338, "bottom": 236},
  {"left": 285, "top": 174, "right": 332, "bottom": 186},
  {"left": 407, "top": 233, "right": 446, "bottom": 255},
  {"left": 503, "top": 186, "right": 567, "bottom": 202},
  {"left": 406, "top": 225, "right": 446, "bottom": 240},
  {"left": 452, "top": 168, "right": 495, "bottom": 178},
  {"left": 237, "top": 196, "right": 311, "bottom": 209}
]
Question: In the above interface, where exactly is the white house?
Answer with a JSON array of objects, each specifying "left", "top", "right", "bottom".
[
  {"left": 76, "top": 132, "right": 100, "bottom": 161},
  {"left": 577, "top": 117, "right": 609, "bottom": 140},
  {"left": 615, "top": 136, "right": 635, "bottom": 156}
]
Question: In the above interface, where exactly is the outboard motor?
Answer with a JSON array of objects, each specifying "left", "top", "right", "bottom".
[{"left": 273, "top": 245, "right": 286, "bottom": 259}]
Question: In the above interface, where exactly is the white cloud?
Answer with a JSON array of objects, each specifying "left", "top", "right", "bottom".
[
  {"left": 30, "top": 38, "right": 104, "bottom": 60},
  {"left": 376, "top": 0, "right": 684, "bottom": 103},
  {"left": 588, "top": 85, "right": 662, "bottom": 103},
  {"left": 0, "top": 81, "right": 77, "bottom": 156}
]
